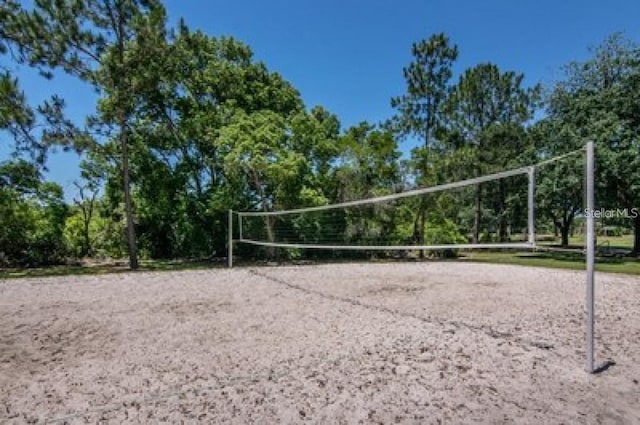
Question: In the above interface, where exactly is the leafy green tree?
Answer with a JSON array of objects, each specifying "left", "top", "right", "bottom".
[
  {"left": 445, "top": 63, "right": 540, "bottom": 242},
  {"left": 6, "top": 0, "right": 169, "bottom": 269},
  {"left": 391, "top": 33, "right": 458, "bottom": 149},
  {"left": 336, "top": 122, "right": 402, "bottom": 199},
  {"left": 0, "top": 160, "right": 67, "bottom": 265},
  {"left": 290, "top": 106, "right": 342, "bottom": 196},
  {"left": 478, "top": 123, "right": 533, "bottom": 241},
  {"left": 68, "top": 173, "right": 101, "bottom": 257},
  {"left": 64, "top": 197, "right": 126, "bottom": 259},
  {"left": 121, "top": 26, "right": 309, "bottom": 258},
  {"left": 333, "top": 123, "right": 404, "bottom": 247},
  {"left": 530, "top": 119, "right": 583, "bottom": 247},
  {"left": 544, "top": 34, "right": 640, "bottom": 250},
  {"left": 1, "top": 3, "right": 79, "bottom": 167},
  {"left": 218, "top": 110, "right": 306, "bottom": 248},
  {"left": 391, "top": 33, "right": 458, "bottom": 250}
]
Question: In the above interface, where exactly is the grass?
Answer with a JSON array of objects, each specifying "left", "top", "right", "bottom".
[
  {"left": 460, "top": 233, "right": 640, "bottom": 275},
  {"left": 0, "top": 259, "right": 221, "bottom": 279},
  {"left": 463, "top": 250, "right": 640, "bottom": 275},
  {"left": 567, "top": 234, "right": 634, "bottom": 249},
  {"left": 2, "top": 235, "right": 639, "bottom": 279}
]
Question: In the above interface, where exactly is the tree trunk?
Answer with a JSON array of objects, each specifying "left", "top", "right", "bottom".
[
  {"left": 473, "top": 186, "right": 482, "bottom": 243},
  {"left": 116, "top": 4, "right": 137, "bottom": 269},
  {"left": 262, "top": 216, "right": 278, "bottom": 260},
  {"left": 417, "top": 133, "right": 430, "bottom": 259},
  {"left": 560, "top": 212, "right": 574, "bottom": 248},
  {"left": 121, "top": 123, "right": 138, "bottom": 269},
  {"left": 413, "top": 200, "right": 427, "bottom": 258},
  {"left": 265, "top": 215, "right": 276, "bottom": 241},
  {"left": 498, "top": 181, "right": 508, "bottom": 242},
  {"left": 253, "top": 172, "right": 277, "bottom": 260},
  {"left": 83, "top": 216, "right": 91, "bottom": 257},
  {"left": 561, "top": 226, "right": 569, "bottom": 247},
  {"left": 634, "top": 214, "right": 640, "bottom": 254}
]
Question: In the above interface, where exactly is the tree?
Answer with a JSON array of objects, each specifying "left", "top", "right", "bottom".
[
  {"left": 218, "top": 110, "right": 305, "bottom": 248},
  {"left": 6, "top": 0, "right": 169, "bottom": 269},
  {"left": 531, "top": 119, "right": 583, "bottom": 247},
  {"left": 117, "top": 26, "right": 308, "bottom": 258},
  {"left": 391, "top": 33, "right": 458, "bottom": 149},
  {"left": 1, "top": 2, "right": 79, "bottom": 167},
  {"left": 445, "top": 63, "right": 540, "bottom": 242},
  {"left": 337, "top": 122, "right": 402, "bottom": 199},
  {"left": 334, "top": 123, "right": 403, "bottom": 248},
  {"left": 390, "top": 33, "right": 458, "bottom": 251},
  {"left": 70, "top": 160, "right": 102, "bottom": 257},
  {"left": 0, "top": 159, "right": 67, "bottom": 265},
  {"left": 545, "top": 33, "right": 640, "bottom": 251}
]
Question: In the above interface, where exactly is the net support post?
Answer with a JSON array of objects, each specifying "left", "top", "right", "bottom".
[
  {"left": 228, "top": 209, "right": 233, "bottom": 268},
  {"left": 528, "top": 166, "right": 536, "bottom": 245},
  {"left": 585, "top": 141, "right": 595, "bottom": 373}
]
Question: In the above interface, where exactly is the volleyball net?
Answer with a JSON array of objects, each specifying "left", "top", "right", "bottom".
[{"left": 227, "top": 142, "right": 598, "bottom": 373}]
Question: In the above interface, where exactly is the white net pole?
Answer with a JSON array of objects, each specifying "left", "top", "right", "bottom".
[
  {"left": 528, "top": 166, "right": 536, "bottom": 245},
  {"left": 228, "top": 209, "right": 233, "bottom": 268},
  {"left": 232, "top": 145, "right": 595, "bottom": 373},
  {"left": 585, "top": 141, "right": 595, "bottom": 373}
]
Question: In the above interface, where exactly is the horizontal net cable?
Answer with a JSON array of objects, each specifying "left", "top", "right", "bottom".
[
  {"left": 238, "top": 167, "right": 532, "bottom": 217},
  {"left": 237, "top": 149, "right": 584, "bottom": 218},
  {"left": 534, "top": 148, "right": 584, "bottom": 168},
  {"left": 533, "top": 246, "right": 586, "bottom": 253},
  {"left": 238, "top": 239, "right": 536, "bottom": 251}
]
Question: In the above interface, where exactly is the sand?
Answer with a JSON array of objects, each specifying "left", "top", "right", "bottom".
[{"left": 1, "top": 262, "right": 639, "bottom": 424}]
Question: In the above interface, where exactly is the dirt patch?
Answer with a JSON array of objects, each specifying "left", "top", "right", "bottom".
[
  {"left": 365, "top": 284, "right": 424, "bottom": 296},
  {"left": 152, "top": 300, "right": 233, "bottom": 317}
]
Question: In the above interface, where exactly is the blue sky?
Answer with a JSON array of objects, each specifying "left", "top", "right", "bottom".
[{"left": 3, "top": 0, "right": 640, "bottom": 200}]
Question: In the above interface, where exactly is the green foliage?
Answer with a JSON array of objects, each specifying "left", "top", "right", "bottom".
[
  {"left": 336, "top": 123, "right": 402, "bottom": 198},
  {"left": 598, "top": 226, "right": 624, "bottom": 237},
  {"left": 63, "top": 212, "right": 88, "bottom": 258},
  {"left": 3, "top": 0, "right": 172, "bottom": 268},
  {"left": 391, "top": 33, "right": 458, "bottom": 148},
  {"left": 446, "top": 64, "right": 540, "bottom": 141},
  {"left": 3, "top": 15, "right": 639, "bottom": 267},
  {"left": 109, "top": 26, "right": 315, "bottom": 259},
  {"left": 441, "top": 62, "right": 541, "bottom": 242},
  {"left": 542, "top": 33, "right": 640, "bottom": 248},
  {"left": 64, "top": 203, "right": 123, "bottom": 259},
  {"left": 220, "top": 110, "right": 305, "bottom": 209},
  {"left": 0, "top": 69, "right": 79, "bottom": 166},
  {"left": 424, "top": 217, "right": 467, "bottom": 258},
  {"left": 390, "top": 33, "right": 459, "bottom": 252},
  {"left": 0, "top": 160, "right": 67, "bottom": 266},
  {"left": 331, "top": 124, "right": 405, "bottom": 248}
]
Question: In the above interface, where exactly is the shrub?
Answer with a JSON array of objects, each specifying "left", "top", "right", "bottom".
[{"left": 424, "top": 217, "right": 467, "bottom": 258}]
